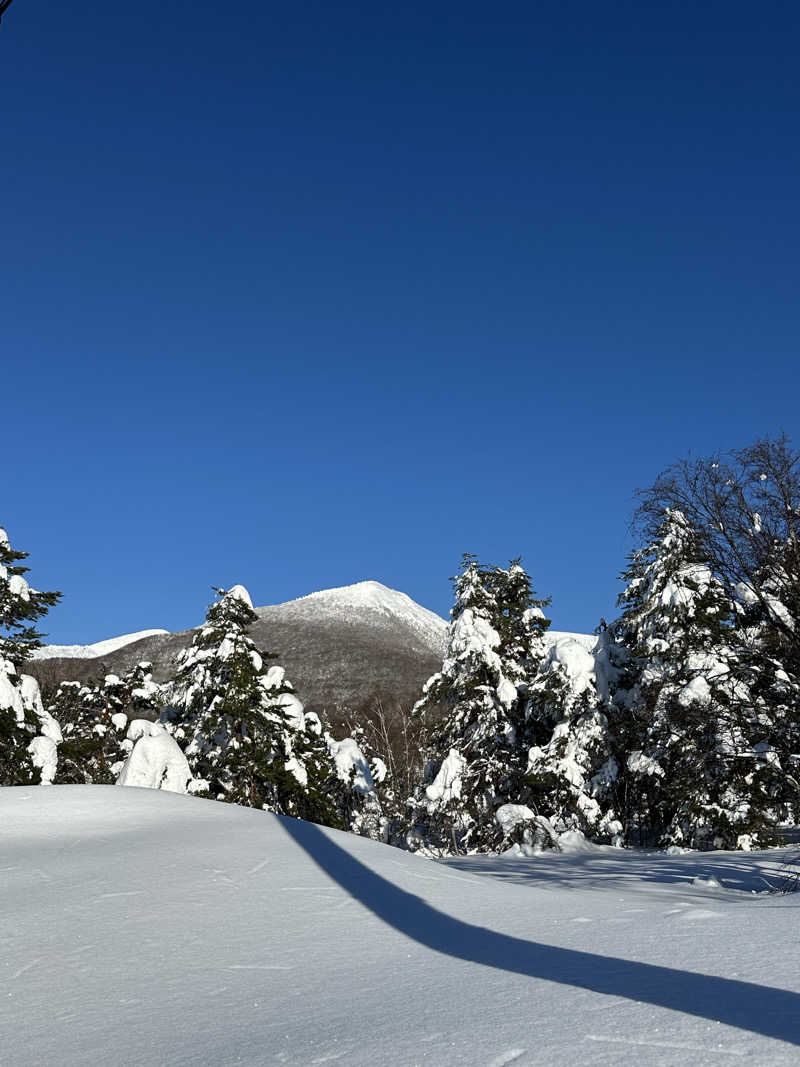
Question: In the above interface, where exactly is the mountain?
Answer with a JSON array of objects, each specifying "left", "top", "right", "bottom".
[
  {"left": 29, "top": 629, "right": 170, "bottom": 660},
  {"left": 29, "top": 581, "right": 449, "bottom": 725},
  {"left": 29, "top": 582, "right": 597, "bottom": 730}
]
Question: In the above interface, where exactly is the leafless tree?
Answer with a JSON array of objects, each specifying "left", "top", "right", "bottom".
[{"left": 636, "top": 434, "right": 800, "bottom": 660}]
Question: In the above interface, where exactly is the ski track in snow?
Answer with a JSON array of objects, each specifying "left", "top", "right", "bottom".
[{"left": 3, "top": 787, "right": 800, "bottom": 1066}]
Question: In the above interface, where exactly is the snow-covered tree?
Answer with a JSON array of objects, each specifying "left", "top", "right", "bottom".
[
  {"left": 168, "top": 586, "right": 342, "bottom": 826},
  {"left": 0, "top": 526, "right": 62, "bottom": 785},
  {"left": 407, "top": 556, "right": 550, "bottom": 853},
  {"left": 326, "top": 728, "right": 386, "bottom": 840},
  {"left": 637, "top": 436, "right": 800, "bottom": 721},
  {"left": 614, "top": 509, "right": 780, "bottom": 849},
  {"left": 732, "top": 569, "right": 800, "bottom": 828},
  {"left": 522, "top": 629, "right": 622, "bottom": 846},
  {"left": 54, "top": 663, "right": 163, "bottom": 784}
]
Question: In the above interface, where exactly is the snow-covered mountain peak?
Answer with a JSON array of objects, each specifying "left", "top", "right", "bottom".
[
  {"left": 259, "top": 580, "right": 448, "bottom": 654},
  {"left": 294, "top": 580, "right": 430, "bottom": 613}
]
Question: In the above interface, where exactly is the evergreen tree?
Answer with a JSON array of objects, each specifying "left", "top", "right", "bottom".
[
  {"left": 326, "top": 725, "right": 387, "bottom": 840},
  {"left": 613, "top": 509, "right": 780, "bottom": 849},
  {"left": 408, "top": 556, "right": 549, "bottom": 853},
  {"left": 732, "top": 564, "right": 800, "bottom": 830},
  {"left": 169, "top": 585, "right": 342, "bottom": 826},
  {"left": 53, "top": 663, "right": 163, "bottom": 784},
  {"left": 522, "top": 628, "right": 622, "bottom": 845},
  {"left": 0, "top": 526, "right": 62, "bottom": 785}
]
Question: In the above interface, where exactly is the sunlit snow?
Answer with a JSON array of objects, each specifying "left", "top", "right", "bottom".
[{"left": 2, "top": 787, "right": 800, "bottom": 1065}]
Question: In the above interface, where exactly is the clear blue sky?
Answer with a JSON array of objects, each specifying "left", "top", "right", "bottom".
[{"left": 3, "top": 1, "right": 799, "bottom": 642}]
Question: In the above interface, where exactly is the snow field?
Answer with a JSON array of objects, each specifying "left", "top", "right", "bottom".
[{"left": 3, "top": 787, "right": 800, "bottom": 1066}]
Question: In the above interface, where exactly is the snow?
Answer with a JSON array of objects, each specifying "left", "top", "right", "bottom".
[
  {"left": 262, "top": 666, "right": 306, "bottom": 730},
  {"left": 495, "top": 803, "right": 538, "bottom": 835},
  {"left": 115, "top": 722, "right": 192, "bottom": 793},
  {"left": 544, "top": 630, "right": 598, "bottom": 652},
  {"left": 2, "top": 787, "right": 800, "bottom": 1065},
  {"left": 30, "top": 629, "right": 169, "bottom": 660},
  {"left": 425, "top": 748, "right": 466, "bottom": 810},
  {"left": 8, "top": 573, "right": 30, "bottom": 600},
  {"left": 734, "top": 583, "right": 795, "bottom": 631},
  {"left": 327, "top": 736, "right": 375, "bottom": 794},
  {"left": 628, "top": 750, "right": 665, "bottom": 777},
  {"left": 0, "top": 664, "right": 23, "bottom": 718},
  {"left": 542, "top": 634, "right": 597, "bottom": 699},
  {"left": 27, "top": 736, "right": 58, "bottom": 785},
  {"left": 226, "top": 583, "right": 254, "bottom": 609},
  {"left": 260, "top": 580, "right": 448, "bottom": 653}
]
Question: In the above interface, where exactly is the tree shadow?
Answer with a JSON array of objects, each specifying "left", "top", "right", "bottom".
[
  {"left": 443, "top": 849, "right": 794, "bottom": 897},
  {"left": 280, "top": 818, "right": 800, "bottom": 1047}
]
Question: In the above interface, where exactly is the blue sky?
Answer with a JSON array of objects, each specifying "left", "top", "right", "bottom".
[{"left": 3, "top": 1, "right": 799, "bottom": 642}]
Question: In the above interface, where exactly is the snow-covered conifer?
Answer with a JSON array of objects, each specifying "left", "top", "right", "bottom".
[
  {"left": 408, "top": 556, "right": 549, "bottom": 853},
  {"left": 169, "top": 586, "right": 341, "bottom": 825},
  {"left": 54, "top": 663, "right": 163, "bottom": 784},
  {"left": 522, "top": 629, "right": 622, "bottom": 846},
  {"left": 0, "top": 527, "right": 62, "bottom": 784},
  {"left": 327, "top": 726, "right": 386, "bottom": 840},
  {"left": 614, "top": 509, "right": 779, "bottom": 849}
]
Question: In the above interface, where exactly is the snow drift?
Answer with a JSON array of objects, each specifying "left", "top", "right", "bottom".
[{"left": 2, "top": 787, "right": 800, "bottom": 1065}]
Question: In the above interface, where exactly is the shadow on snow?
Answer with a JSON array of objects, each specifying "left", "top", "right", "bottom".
[{"left": 280, "top": 818, "right": 800, "bottom": 1047}]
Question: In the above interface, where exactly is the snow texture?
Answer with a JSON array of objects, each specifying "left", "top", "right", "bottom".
[
  {"left": 425, "top": 749, "right": 466, "bottom": 810},
  {"left": 2, "top": 787, "right": 800, "bottom": 1066},
  {"left": 327, "top": 735, "right": 376, "bottom": 795},
  {"left": 258, "top": 580, "right": 448, "bottom": 653},
  {"left": 30, "top": 629, "right": 170, "bottom": 660},
  {"left": 116, "top": 722, "right": 192, "bottom": 793}
]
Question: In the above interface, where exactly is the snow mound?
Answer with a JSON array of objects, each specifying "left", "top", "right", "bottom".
[
  {"left": 31, "top": 629, "right": 169, "bottom": 660},
  {"left": 116, "top": 721, "right": 192, "bottom": 793}
]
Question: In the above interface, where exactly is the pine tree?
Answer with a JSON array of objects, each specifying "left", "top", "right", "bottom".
[
  {"left": 408, "top": 556, "right": 550, "bottom": 853},
  {"left": 169, "top": 585, "right": 342, "bottom": 825},
  {"left": 613, "top": 509, "right": 779, "bottom": 849},
  {"left": 0, "top": 526, "right": 62, "bottom": 785}
]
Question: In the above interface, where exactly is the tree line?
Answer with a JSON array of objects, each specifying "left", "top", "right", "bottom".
[{"left": 3, "top": 435, "right": 799, "bottom": 854}]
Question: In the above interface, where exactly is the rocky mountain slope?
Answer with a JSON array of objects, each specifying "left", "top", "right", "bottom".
[{"left": 29, "top": 582, "right": 449, "bottom": 725}]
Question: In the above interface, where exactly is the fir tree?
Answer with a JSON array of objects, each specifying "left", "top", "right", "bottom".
[
  {"left": 169, "top": 585, "right": 342, "bottom": 826},
  {"left": 408, "top": 556, "right": 549, "bottom": 853},
  {"left": 0, "top": 526, "right": 62, "bottom": 785},
  {"left": 613, "top": 509, "right": 780, "bottom": 849}
]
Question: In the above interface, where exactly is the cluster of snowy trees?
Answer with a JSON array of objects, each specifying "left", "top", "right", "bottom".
[
  {"left": 0, "top": 532, "right": 385, "bottom": 838},
  {"left": 408, "top": 437, "right": 800, "bottom": 855},
  {"left": 3, "top": 436, "right": 800, "bottom": 854}
]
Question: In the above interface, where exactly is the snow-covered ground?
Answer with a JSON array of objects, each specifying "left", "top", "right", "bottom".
[
  {"left": 30, "top": 630, "right": 169, "bottom": 660},
  {"left": 3, "top": 788, "right": 800, "bottom": 1065}
]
